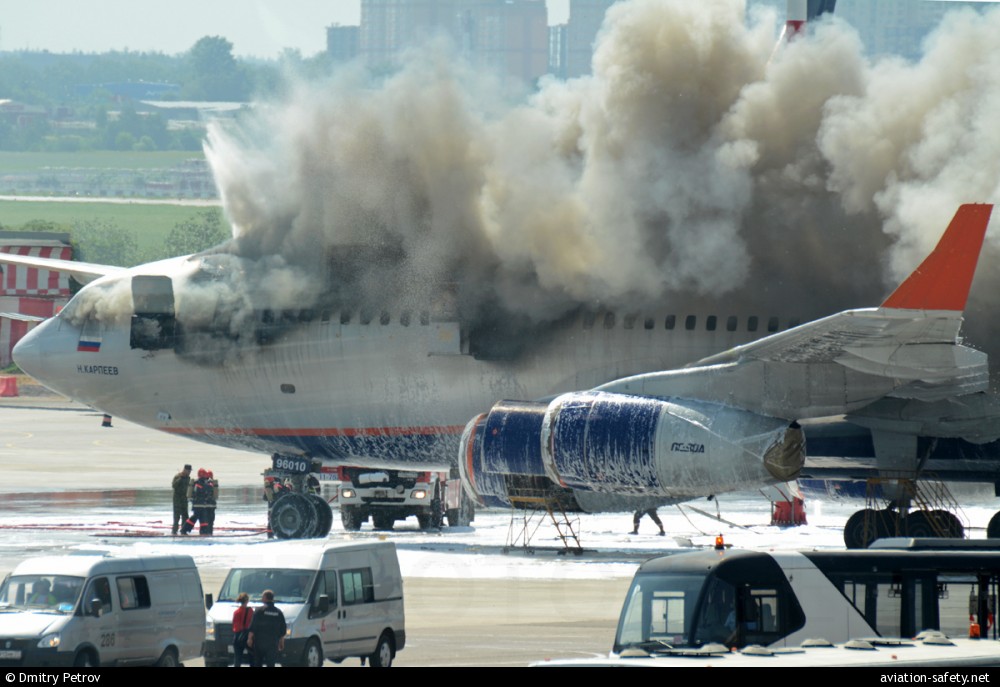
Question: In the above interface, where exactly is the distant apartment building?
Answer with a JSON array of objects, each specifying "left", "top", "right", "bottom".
[
  {"left": 549, "top": 23, "right": 568, "bottom": 78},
  {"left": 751, "top": 0, "right": 991, "bottom": 59},
  {"left": 835, "top": 0, "right": 989, "bottom": 59},
  {"left": 360, "top": 0, "right": 549, "bottom": 86},
  {"left": 327, "top": 24, "right": 361, "bottom": 62},
  {"left": 563, "top": 0, "right": 618, "bottom": 78}
]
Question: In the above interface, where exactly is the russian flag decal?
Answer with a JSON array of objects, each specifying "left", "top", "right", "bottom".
[{"left": 78, "top": 337, "right": 102, "bottom": 352}]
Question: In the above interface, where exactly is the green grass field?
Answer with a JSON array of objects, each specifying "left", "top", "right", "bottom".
[
  {"left": 0, "top": 150, "right": 204, "bottom": 173},
  {"left": 0, "top": 199, "right": 226, "bottom": 254}
]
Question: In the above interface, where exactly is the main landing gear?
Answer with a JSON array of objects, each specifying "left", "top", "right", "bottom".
[{"left": 842, "top": 478, "right": 966, "bottom": 549}]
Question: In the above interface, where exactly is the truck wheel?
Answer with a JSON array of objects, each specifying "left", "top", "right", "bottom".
[
  {"left": 373, "top": 513, "right": 394, "bottom": 531},
  {"left": 341, "top": 505, "right": 363, "bottom": 531},
  {"left": 369, "top": 632, "right": 394, "bottom": 668},
  {"left": 417, "top": 514, "right": 432, "bottom": 530},
  {"left": 448, "top": 490, "right": 474, "bottom": 527},
  {"left": 303, "top": 638, "right": 324, "bottom": 668},
  {"left": 309, "top": 494, "right": 333, "bottom": 537},
  {"left": 272, "top": 493, "right": 318, "bottom": 539}
]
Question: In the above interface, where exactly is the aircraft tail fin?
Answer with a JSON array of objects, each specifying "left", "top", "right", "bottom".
[{"left": 880, "top": 203, "right": 992, "bottom": 311}]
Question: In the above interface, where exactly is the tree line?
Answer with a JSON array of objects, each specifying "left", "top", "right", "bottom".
[
  {"left": 2, "top": 210, "right": 230, "bottom": 266},
  {"left": 0, "top": 36, "right": 333, "bottom": 152}
]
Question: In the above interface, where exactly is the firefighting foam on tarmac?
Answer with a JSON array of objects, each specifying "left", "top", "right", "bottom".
[{"left": 53, "top": 0, "right": 1000, "bottom": 364}]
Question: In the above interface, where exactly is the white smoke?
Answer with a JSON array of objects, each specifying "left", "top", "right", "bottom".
[{"left": 193, "top": 0, "right": 1000, "bottom": 360}]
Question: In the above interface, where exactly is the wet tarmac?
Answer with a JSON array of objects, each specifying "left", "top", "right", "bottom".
[{"left": 5, "top": 396, "right": 1000, "bottom": 666}]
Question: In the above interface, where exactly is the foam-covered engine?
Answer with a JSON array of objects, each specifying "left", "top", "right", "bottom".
[{"left": 459, "top": 391, "right": 804, "bottom": 506}]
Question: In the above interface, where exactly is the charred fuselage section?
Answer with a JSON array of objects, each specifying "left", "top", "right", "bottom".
[{"left": 128, "top": 245, "right": 580, "bottom": 366}]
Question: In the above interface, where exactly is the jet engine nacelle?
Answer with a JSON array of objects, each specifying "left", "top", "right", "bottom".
[{"left": 459, "top": 391, "right": 805, "bottom": 505}]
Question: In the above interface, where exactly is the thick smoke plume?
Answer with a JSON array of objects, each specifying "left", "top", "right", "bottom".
[{"left": 189, "top": 0, "right": 1000, "bottom": 366}]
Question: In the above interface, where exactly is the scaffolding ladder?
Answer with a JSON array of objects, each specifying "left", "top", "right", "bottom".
[{"left": 504, "top": 486, "right": 584, "bottom": 555}]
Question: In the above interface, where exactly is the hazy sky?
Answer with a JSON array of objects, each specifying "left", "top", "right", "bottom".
[{"left": 0, "top": 0, "right": 571, "bottom": 58}]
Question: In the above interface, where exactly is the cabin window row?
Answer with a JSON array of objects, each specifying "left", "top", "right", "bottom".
[
  {"left": 249, "top": 309, "right": 434, "bottom": 327},
  {"left": 248, "top": 309, "right": 801, "bottom": 334},
  {"left": 582, "top": 313, "right": 801, "bottom": 333}
]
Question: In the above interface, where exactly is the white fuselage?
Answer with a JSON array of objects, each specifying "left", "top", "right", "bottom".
[{"left": 14, "top": 258, "right": 804, "bottom": 470}]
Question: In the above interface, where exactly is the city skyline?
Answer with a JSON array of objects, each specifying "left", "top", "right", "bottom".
[{"left": 0, "top": 0, "right": 571, "bottom": 58}]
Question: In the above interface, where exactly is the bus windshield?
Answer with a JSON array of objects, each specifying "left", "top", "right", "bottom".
[{"left": 615, "top": 572, "right": 709, "bottom": 651}]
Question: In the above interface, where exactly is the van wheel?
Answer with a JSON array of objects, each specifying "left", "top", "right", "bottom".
[
  {"left": 73, "top": 649, "right": 98, "bottom": 668},
  {"left": 303, "top": 638, "right": 323, "bottom": 667},
  {"left": 369, "top": 632, "right": 394, "bottom": 668},
  {"left": 155, "top": 647, "right": 180, "bottom": 667}
]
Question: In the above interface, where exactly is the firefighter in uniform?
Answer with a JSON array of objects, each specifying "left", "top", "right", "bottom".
[
  {"left": 247, "top": 589, "right": 286, "bottom": 667},
  {"left": 631, "top": 508, "right": 666, "bottom": 536},
  {"left": 206, "top": 469, "right": 219, "bottom": 534},
  {"left": 182, "top": 468, "right": 215, "bottom": 535},
  {"left": 171, "top": 464, "right": 192, "bottom": 535}
]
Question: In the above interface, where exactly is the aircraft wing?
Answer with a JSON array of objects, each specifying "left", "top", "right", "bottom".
[
  {"left": 458, "top": 203, "right": 994, "bottom": 504},
  {"left": 599, "top": 204, "right": 993, "bottom": 419},
  {"left": 0, "top": 251, "right": 125, "bottom": 285}
]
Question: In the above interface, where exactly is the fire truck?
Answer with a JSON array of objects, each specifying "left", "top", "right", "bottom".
[{"left": 336, "top": 467, "right": 474, "bottom": 531}]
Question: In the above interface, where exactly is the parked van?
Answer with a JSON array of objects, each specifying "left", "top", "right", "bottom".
[
  {"left": 0, "top": 553, "right": 204, "bottom": 667},
  {"left": 204, "top": 541, "right": 405, "bottom": 667}
]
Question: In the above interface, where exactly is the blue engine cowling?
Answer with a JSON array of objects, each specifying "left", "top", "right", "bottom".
[{"left": 460, "top": 391, "right": 805, "bottom": 504}]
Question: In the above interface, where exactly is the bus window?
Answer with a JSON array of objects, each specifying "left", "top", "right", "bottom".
[{"left": 693, "top": 577, "right": 736, "bottom": 645}]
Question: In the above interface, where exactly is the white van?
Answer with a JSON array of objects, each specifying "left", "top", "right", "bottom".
[
  {"left": 205, "top": 541, "right": 405, "bottom": 667},
  {"left": 0, "top": 553, "right": 205, "bottom": 667}
]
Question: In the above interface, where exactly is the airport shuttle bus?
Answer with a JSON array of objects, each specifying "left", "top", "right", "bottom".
[{"left": 614, "top": 541, "right": 1000, "bottom": 655}]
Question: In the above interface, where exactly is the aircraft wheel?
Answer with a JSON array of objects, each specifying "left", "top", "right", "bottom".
[
  {"left": 928, "top": 510, "right": 964, "bottom": 538},
  {"left": 272, "top": 493, "right": 318, "bottom": 539},
  {"left": 373, "top": 512, "right": 395, "bottom": 531},
  {"left": 905, "top": 511, "right": 935, "bottom": 538},
  {"left": 308, "top": 494, "right": 333, "bottom": 537},
  {"left": 988, "top": 512, "right": 1000, "bottom": 539},
  {"left": 877, "top": 509, "right": 902, "bottom": 539},
  {"left": 341, "top": 506, "right": 363, "bottom": 531},
  {"left": 844, "top": 509, "right": 880, "bottom": 549}
]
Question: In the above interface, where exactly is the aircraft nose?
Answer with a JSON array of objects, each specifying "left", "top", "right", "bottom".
[{"left": 12, "top": 319, "right": 46, "bottom": 380}]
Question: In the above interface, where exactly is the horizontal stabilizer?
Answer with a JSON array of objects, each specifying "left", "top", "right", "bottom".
[{"left": 881, "top": 203, "right": 992, "bottom": 311}]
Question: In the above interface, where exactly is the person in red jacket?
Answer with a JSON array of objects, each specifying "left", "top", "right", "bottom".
[{"left": 232, "top": 592, "right": 254, "bottom": 667}]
